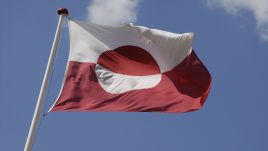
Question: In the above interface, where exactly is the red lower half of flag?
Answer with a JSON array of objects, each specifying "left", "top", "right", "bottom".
[{"left": 51, "top": 51, "right": 211, "bottom": 113}]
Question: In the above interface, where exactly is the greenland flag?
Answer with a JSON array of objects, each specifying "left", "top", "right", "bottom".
[{"left": 50, "top": 18, "right": 211, "bottom": 113}]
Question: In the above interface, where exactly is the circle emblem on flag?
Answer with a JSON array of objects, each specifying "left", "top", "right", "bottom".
[{"left": 95, "top": 45, "right": 162, "bottom": 94}]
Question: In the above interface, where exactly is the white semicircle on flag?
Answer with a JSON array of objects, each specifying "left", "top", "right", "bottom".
[{"left": 95, "top": 64, "right": 162, "bottom": 94}]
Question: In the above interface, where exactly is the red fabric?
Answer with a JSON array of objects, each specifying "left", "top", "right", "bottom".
[
  {"left": 51, "top": 50, "right": 211, "bottom": 113},
  {"left": 97, "top": 45, "right": 160, "bottom": 76}
]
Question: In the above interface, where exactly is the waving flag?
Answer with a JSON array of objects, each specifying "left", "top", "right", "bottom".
[{"left": 50, "top": 18, "right": 211, "bottom": 113}]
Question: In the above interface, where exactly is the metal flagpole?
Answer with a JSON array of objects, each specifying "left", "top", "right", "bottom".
[{"left": 24, "top": 8, "right": 68, "bottom": 151}]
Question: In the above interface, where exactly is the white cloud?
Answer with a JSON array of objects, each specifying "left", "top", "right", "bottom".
[
  {"left": 206, "top": 0, "right": 268, "bottom": 41},
  {"left": 87, "top": 0, "right": 140, "bottom": 25}
]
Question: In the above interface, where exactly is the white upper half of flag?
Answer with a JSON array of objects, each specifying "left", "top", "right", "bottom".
[{"left": 67, "top": 17, "right": 194, "bottom": 73}]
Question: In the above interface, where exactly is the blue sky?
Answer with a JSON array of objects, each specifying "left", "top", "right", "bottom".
[{"left": 1, "top": 0, "right": 268, "bottom": 151}]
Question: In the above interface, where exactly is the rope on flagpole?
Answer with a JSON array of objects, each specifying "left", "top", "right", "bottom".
[
  {"left": 30, "top": 59, "right": 55, "bottom": 148},
  {"left": 42, "top": 19, "right": 63, "bottom": 116},
  {"left": 31, "top": 112, "right": 47, "bottom": 149},
  {"left": 24, "top": 8, "right": 68, "bottom": 151}
]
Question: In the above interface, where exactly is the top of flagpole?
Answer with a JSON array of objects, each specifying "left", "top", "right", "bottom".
[{"left": 57, "top": 8, "right": 68, "bottom": 16}]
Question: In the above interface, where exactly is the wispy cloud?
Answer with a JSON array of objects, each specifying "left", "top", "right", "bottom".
[
  {"left": 87, "top": 0, "right": 140, "bottom": 25},
  {"left": 206, "top": 0, "right": 268, "bottom": 41}
]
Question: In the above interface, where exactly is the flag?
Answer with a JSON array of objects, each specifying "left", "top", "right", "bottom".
[{"left": 50, "top": 18, "right": 211, "bottom": 113}]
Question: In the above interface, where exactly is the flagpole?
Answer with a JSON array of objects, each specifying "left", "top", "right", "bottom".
[{"left": 24, "top": 8, "right": 68, "bottom": 151}]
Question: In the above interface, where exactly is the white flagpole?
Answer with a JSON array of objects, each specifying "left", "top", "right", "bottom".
[{"left": 24, "top": 8, "right": 68, "bottom": 151}]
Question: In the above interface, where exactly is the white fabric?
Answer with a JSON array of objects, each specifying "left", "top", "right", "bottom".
[
  {"left": 68, "top": 18, "right": 194, "bottom": 73},
  {"left": 95, "top": 64, "right": 161, "bottom": 94}
]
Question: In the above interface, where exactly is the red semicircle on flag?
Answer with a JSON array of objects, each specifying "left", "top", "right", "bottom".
[{"left": 97, "top": 45, "right": 161, "bottom": 76}]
